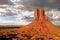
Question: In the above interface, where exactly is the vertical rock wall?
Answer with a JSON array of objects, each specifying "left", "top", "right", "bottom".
[{"left": 17, "top": 9, "right": 60, "bottom": 40}]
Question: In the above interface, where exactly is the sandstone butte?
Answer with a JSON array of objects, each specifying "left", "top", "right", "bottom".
[{"left": 17, "top": 9, "right": 60, "bottom": 40}]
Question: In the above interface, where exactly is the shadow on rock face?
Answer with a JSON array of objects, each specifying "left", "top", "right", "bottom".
[{"left": 0, "top": 36, "right": 12, "bottom": 40}]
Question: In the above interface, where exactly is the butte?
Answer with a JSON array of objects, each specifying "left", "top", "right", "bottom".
[{"left": 16, "top": 9, "right": 60, "bottom": 40}]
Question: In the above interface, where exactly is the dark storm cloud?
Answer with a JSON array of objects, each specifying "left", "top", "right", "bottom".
[
  {"left": 19, "top": 0, "right": 60, "bottom": 9},
  {"left": 0, "top": 0, "right": 14, "bottom": 5},
  {"left": 0, "top": 0, "right": 60, "bottom": 10}
]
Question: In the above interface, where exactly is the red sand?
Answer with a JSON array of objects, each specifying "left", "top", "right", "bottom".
[{"left": 17, "top": 9, "right": 60, "bottom": 40}]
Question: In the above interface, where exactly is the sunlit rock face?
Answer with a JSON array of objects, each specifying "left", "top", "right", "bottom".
[{"left": 17, "top": 9, "right": 60, "bottom": 40}]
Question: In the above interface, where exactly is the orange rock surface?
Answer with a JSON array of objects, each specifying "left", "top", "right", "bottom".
[{"left": 17, "top": 9, "right": 60, "bottom": 40}]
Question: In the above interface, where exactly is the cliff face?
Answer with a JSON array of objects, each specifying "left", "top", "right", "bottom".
[{"left": 17, "top": 9, "right": 60, "bottom": 40}]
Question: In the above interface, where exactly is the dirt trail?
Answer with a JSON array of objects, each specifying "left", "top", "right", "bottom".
[{"left": 17, "top": 9, "right": 60, "bottom": 40}]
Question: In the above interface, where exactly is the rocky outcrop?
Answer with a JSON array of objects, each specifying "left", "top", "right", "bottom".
[{"left": 16, "top": 9, "right": 60, "bottom": 40}]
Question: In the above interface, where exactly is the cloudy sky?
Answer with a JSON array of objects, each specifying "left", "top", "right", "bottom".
[{"left": 0, "top": 0, "right": 60, "bottom": 26}]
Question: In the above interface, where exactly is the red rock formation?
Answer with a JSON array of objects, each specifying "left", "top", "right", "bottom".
[{"left": 17, "top": 9, "right": 60, "bottom": 40}]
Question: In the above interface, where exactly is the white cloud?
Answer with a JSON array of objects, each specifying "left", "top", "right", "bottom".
[
  {"left": 0, "top": 8, "right": 6, "bottom": 12},
  {"left": 0, "top": 0, "right": 60, "bottom": 26},
  {"left": 47, "top": 9, "right": 60, "bottom": 19},
  {"left": 10, "top": 0, "right": 17, "bottom": 2},
  {"left": 0, "top": 19, "right": 31, "bottom": 26}
]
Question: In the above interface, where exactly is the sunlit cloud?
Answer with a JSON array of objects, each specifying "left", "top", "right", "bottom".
[{"left": 0, "top": 0, "right": 60, "bottom": 26}]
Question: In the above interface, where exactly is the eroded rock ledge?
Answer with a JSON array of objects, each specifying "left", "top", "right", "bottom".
[
  {"left": 17, "top": 9, "right": 60, "bottom": 40},
  {"left": 0, "top": 9, "right": 60, "bottom": 40}
]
